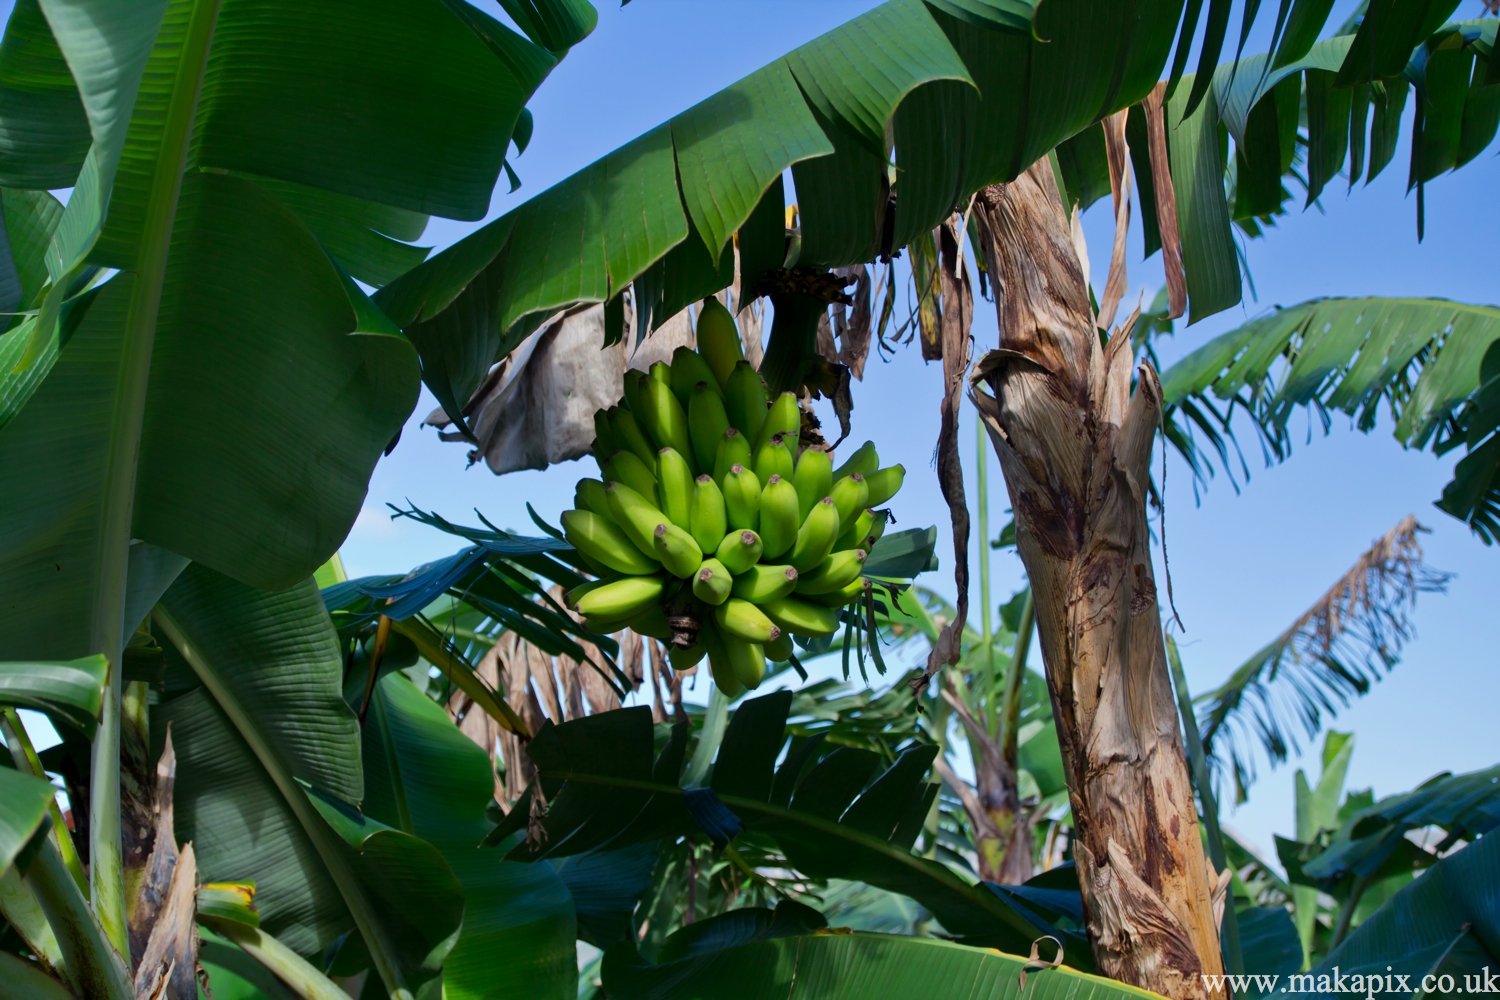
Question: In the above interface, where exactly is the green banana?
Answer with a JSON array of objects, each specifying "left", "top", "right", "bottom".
[
  {"left": 803, "top": 576, "right": 869, "bottom": 607},
  {"left": 794, "top": 548, "right": 866, "bottom": 595},
  {"left": 605, "top": 481, "right": 667, "bottom": 557},
  {"left": 656, "top": 447, "right": 694, "bottom": 531},
  {"left": 564, "top": 578, "right": 608, "bottom": 610},
  {"left": 606, "top": 450, "right": 658, "bottom": 507},
  {"left": 832, "top": 440, "right": 879, "bottom": 480},
  {"left": 724, "top": 360, "right": 767, "bottom": 443},
  {"left": 574, "top": 477, "right": 612, "bottom": 519},
  {"left": 753, "top": 431, "right": 794, "bottom": 485},
  {"left": 669, "top": 643, "right": 707, "bottom": 671},
  {"left": 713, "top": 428, "right": 752, "bottom": 484},
  {"left": 715, "top": 529, "right": 763, "bottom": 575},
  {"left": 561, "top": 509, "right": 661, "bottom": 575},
  {"left": 692, "top": 557, "right": 732, "bottom": 606},
  {"left": 653, "top": 522, "right": 703, "bottom": 579},
  {"left": 757, "top": 474, "right": 800, "bottom": 560},
  {"left": 700, "top": 622, "right": 744, "bottom": 699},
  {"left": 829, "top": 472, "right": 870, "bottom": 534},
  {"left": 593, "top": 408, "right": 619, "bottom": 458},
  {"left": 638, "top": 371, "right": 696, "bottom": 471},
  {"left": 790, "top": 495, "right": 841, "bottom": 572},
  {"left": 609, "top": 406, "right": 658, "bottom": 467},
  {"left": 622, "top": 368, "right": 646, "bottom": 415},
  {"left": 864, "top": 464, "right": 905, "bottom": 507},
  {"left": 722, "top": 464, "right": 761, "bottom": 531},
  {"left": 722, "top": 633, "right": 766, "bottom": 690},
  {"left": 696, "top": 297, "right": 744, "bottom": 388},
  {"left": 764, "top": 633, "right": 794, "bottom": 662},
  {"left": 714, "top": 597, "right": 781, "bottom": 644},
  {"left": 833, "top": 508, "right": 873, "bottom": 552},
  {"left": 649, "top": 360, "right": 672, "bottom": 385},
  {"left": 759, "top": 595, "right": 840, "bottom": 637},
  {"left": 793, "top": 447, "right": 833, "bottom": 522},
  {"left": 688, "top": 382, "right": 731, "bottom": 473},
  {"left": 690, "top": 475, "right": 728, "bottom": 554},
  {"left": 757, "top": 391, "right": 800, "bottom": 451},
  {"left": 576, "top": 575, "right": 665, "bottom": 620},
  {"left": 730, "top": 564, "right": 798, "bottom": 603},
  {"left": 623, "top": 603, "right": 673, "bottom": 641},
  {"left": 671, "top": 346, "right": 721, "bottom": 406},
  {"left": 865, "top": 509, "right": 888, "bottom": 548}
]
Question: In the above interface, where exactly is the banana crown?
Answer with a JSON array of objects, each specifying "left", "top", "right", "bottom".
[{"left": 571, "top": 300, "right": 905, "bottom": 697}]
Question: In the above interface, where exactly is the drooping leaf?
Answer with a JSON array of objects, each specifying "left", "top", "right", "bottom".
[
  {"left": 0, "top": 767, "right": 55, "bottom": 878},
  {"left": 153, "top": 563, "right": 461, "bottom": 997},
  {"left": 360, "top": 672, "right": 579, "bottom": 1000},
  {"left": 602, "top": 927, "right": 1153, "bottom": 1000},
  {"left": 0, "top": 655, "right": 107, "bottom": 738}
]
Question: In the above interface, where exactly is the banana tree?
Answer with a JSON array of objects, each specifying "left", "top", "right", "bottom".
[{"left": 0, "top": 0, "right": 602, "bottom": 992}]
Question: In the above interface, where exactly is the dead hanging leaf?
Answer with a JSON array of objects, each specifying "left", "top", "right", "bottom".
[
  {"left": 911, "top": 218, "right": 974, "bottom": 697},
  {"left": 834, "top": 265, "right": 872, "bottom": 379},
  {"left": 815, "top": 309, "right": 839, "bottom": 363},
  {"left": 132, "top": 842, "right": 198, "bottom": 1000},
  {"left": 1097, "top": 109, "right": 1132, "bottom": 331},
  {"left": 130, "top": 729, "right": 180, "bottom": 967},
  {"left": 802, "top": 359, "right": 854, "bottom": 448},
  {"left": 911, "top": 229, "right": 944, "bottom": 360},
  {"left": 1143, "top": 83, "right": 1186, "bottom": 320}
]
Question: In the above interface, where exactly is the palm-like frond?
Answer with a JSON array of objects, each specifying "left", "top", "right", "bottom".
[{"left": 1194, "top": 516, "right": 1451, "bottom": 800}]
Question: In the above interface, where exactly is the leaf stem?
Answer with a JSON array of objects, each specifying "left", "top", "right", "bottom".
[
  {"left": 976, "top": 419, "right": 996, "bottom": 738},
  {"left": 89, "top": 0, "right": 223, "bottom": 951},
  {"left": 200, "top": 917, "right": 353, "bottom": 1000},
  {"left": 154, "top": 607, "right": 416, "bottom": 1000},
  {"left": 23, "top": 835, "right": 131, "bottom": 1000},
  {"left": 998, "top": 590, "right": 1032, "bottom": 770}
]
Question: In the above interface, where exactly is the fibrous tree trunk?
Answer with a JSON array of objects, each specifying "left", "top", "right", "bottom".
[{"left": 969, "top": 160, "right": 1224, "bottom": 1000}]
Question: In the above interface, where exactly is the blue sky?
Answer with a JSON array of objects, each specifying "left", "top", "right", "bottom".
[
  {"left": 5, "top": 0, "right": 1491, "bottom": 872},
  {"left": 336, "top": 0, "right": 1500, "bottom": 862}
]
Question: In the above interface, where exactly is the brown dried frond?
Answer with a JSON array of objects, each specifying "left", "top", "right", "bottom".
[{"left": 1197, "top": 515, "right": 1452, "bottom": 796}]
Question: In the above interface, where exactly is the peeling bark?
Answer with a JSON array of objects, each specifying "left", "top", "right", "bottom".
[{"left": 969, "top": 161, "right": 1223, "bottom": 999}]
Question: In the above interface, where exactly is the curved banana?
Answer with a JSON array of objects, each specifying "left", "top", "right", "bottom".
[
  {"left": 669, "top": 643, "right": 707, "bottom": 672},
  {"left": 639, "top": 372, "right": 697, "bottom": 472},
  {"left": 730, "top": 564, "right": 798, "bottom": 603},
  {"left": 609, "top": 406, "right": 658, "bottom": 468},
  {"left": 714, "top": 597, "right": 781, "bottom": 644},
  {"left": 715, "top": 529, "right": 763, "bottom": 575},
  {"left": 833, "top": 508, "right": 874, "bottom": 552},
  {"left": 790, "top": 496, "right": 841, "bottom": 572},
  {"left": 724, "top": 360, "right": 767, "bottom": 444},
  {"left": 759, "top": 595, "right": 840, "bottom": 637},
  {"left": 764, "top": 633, "right": 794, "bottom": 663},
  {"left": 671, "top": 346, "right": 721, "bottom": 406},
  {"left": 792, "top": 447, "right": 833, "bottom": 522},
  {"left": 689, "top": 475, "right": 728, "bottom": 554},
  {"left": 653, "top": 522, "right": 703, "bottom": 579},
  {"left": 621, "top": 368, "right": 646, "bottom": 416},
  {"left": 692, "top": 557, "right": 732, "bottom": 606},
  {"left": 606, "top": 450, "right": 658, "bottom": 508},
  {"left": 722, "top": 464, "right": 761, "bottom": 531},
  {"left": 753, "top": 432, "right": 794, "bottom": 485},
  {"left": 804, "top": 576, "right": 869, "bottom": 607},
  {"left": 574, "top": 478, "right": 612, "bottom": 520},
  {"left": 722, "top": 634, "right": 766, "bottom": 690},
  {"left": 794, "top": 548, "right": 866, "bottom": 595},
  {"left": 757, "top": 474, "right": 800, "bottom": 560},
  {"left": 656, "top": 447, "right": 694, "bottom": 531},
  {"left": 756, "top": 391, "right": 800, "bottom": 451},
  {"left": 864, "top": 464, "right": 905, "bottom": 507},
  {"left": 688, "top": 383, "right": 731, "bottom": 473},
  {"left": 575, "top": 575, "right": 665, "bottom": 620},
  {"left": 605, "top": 481, "right": 668, "bottom": 557},
  {"left": 695, "top": 297, "right": 744, "bottom": 389},
  {"left": 713, "top": 428, "right": 752, "bottom": 485},
  {"left": 829, "top": 472, "right": 870, "bottom": 534},
  {"left": 561, "top": 509, "right": 661, "bottom": 575},
  {"left": 831, "top": 440, "right": 878, "bottom": 480}
]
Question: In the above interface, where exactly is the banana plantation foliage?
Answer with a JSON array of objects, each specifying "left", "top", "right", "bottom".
[{"left": 0, "top": 0, "right": 1497, "bottom": 999}]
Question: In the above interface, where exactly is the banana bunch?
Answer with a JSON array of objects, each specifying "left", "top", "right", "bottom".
[{"left": 560, "top": 298, "right": 906, "bottom": 698}]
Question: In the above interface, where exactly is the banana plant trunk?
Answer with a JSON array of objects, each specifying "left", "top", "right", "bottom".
[{"left": 969, "top": 161, "right": 1224, "bottom": 1000}]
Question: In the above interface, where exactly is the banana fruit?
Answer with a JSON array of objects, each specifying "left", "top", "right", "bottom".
[{"left": 552, "top": 300, "right": 909, "bottom": 697}]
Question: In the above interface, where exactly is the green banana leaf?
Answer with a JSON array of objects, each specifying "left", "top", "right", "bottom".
[
  {"left": 0, "top": 766, "right": 56, "bottom": 877},
  {"left": 1305, "top": 832, "right": 1500, "bottom": 994},
  {"left": 0, "top": 0, "right": 577, "bottom": 667},
  {"left": 373, "top": 0, "right": 1185, "bottom": 427},
  {"left": 0, "top": 656, "right": 107, "bottom": 737},
  {"left": 600, "top": 912, "right": 1158, "bottom": 1000},
  {"left": 359, "top": 671, "right": 579, "bottom": 1000},
  {"left": 152, "top": 562, "right": 464, "bottom": 999},
  {"left": 485, "top": 691, "right": 1095, "bottom": 968}
]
